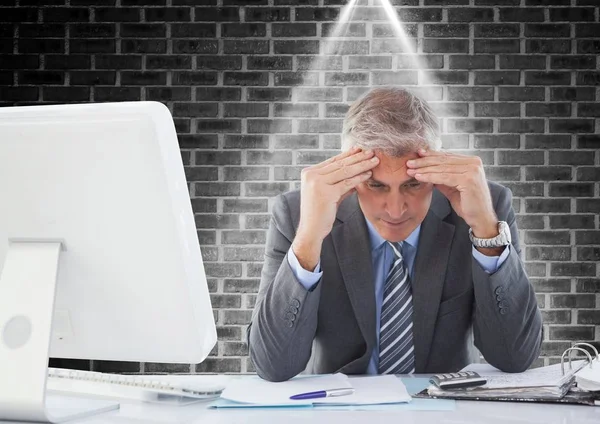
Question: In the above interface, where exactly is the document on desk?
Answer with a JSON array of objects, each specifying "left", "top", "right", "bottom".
[{"left": 213, "top": 373, "right": 411, "bottom": 408}]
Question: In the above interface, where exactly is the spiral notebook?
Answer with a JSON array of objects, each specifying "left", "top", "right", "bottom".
[{"left": 415, "top": 342, "right": 600, "bottom": 406}]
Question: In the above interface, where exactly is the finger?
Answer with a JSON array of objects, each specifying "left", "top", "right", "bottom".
[
  {"left": 418, "top": 148, "right": 470, "bottom": 159},
  {"left": 312, "top": 146, "right": 362, "bottom": 170},
  {"left": 334, "top": 170, "right": 373, "bottom": 196},
  {"left": 413, "top": 171, "right": 463, "bottom": 188},
  {"left": 325, "top": 155, "right": 380, "bottom": 184},
  {"left": 319, "top": 148, "right": 375, "bottom": 175},
  {"left": 406, "top": 165, "right": 466, "bottom": 176},
  {"left": 406, "top": 154, "right": 472, "bottom": 169}
]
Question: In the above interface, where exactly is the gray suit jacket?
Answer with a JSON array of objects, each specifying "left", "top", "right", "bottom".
[{"left": 248, "top": 182, "right": 542, "bottom": 382}]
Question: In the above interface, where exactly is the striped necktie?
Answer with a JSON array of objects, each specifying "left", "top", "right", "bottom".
[{"left": 378, "top": 241, "right": 415, "bottom": 374}]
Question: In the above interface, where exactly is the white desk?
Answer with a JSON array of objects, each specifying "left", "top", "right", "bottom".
[{"left": 21, "top": 375, "right": 600, "bottom": 424}]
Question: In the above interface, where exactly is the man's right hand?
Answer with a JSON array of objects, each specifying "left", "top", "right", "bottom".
[{"left": 291, "top": 147, "right": 380, "bottom": 271}]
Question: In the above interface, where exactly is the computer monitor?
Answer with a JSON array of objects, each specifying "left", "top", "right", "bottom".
[{"left": 0, "top": 101, "right": 216, "bottom": 422}]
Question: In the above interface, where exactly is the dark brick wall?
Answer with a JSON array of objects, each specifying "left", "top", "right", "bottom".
[{"left": 1, "top": 0, "right": 598, "bottom": 374}]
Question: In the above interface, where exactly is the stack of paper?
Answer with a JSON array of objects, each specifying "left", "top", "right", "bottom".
[
  {"left": 576, "top": 365, "right": 600, "bottom": 391},
  {"left": 427, "top": 361, "right": 587, "bottom": 400},
  {"left": 211, "top": 373, "right": 412, "bottom": 408}
]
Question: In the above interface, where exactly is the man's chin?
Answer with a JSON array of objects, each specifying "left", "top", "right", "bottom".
[{"left": 375, "top": 220, "right": 413, "bottom": 242}]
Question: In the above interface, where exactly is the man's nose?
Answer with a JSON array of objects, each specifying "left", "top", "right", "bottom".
[{"left": 384, "top": 192, "right": 407, "bottom": 219}]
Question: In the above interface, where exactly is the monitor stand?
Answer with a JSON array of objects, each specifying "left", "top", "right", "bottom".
[{"left": 0, "top": 241, "right": 119, "bottom": 423}]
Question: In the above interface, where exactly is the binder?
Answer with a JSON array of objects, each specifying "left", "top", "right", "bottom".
[{"left": 415, "top": 342, "right": 600, "bottom": 406}]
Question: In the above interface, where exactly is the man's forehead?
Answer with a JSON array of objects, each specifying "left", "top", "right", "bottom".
[{"left": 374, "top": 152, "right": 419, "bottom": 174}]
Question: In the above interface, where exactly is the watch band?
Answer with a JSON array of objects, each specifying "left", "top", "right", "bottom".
[{"left": 469, "top": 221, "right": 511, "bottom": 248}]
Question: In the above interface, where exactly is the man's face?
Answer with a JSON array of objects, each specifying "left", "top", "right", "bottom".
[{"left": 355, "top": 151, "right": 434, "bottom": 242}]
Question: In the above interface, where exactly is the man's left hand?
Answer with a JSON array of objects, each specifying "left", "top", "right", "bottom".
[{"left": 406, "top": 149, "right": 500, "bottom": 242}]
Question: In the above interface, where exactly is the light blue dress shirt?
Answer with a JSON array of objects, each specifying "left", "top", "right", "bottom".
[{"left": 287, "top": 219, "right": 510, "bottom": 374}]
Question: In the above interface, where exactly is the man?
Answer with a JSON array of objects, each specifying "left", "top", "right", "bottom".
[{"left": 248, "top": 87, "right": 542, "bottom": 382}]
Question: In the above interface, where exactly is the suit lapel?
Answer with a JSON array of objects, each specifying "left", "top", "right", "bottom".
[
  {"left": 331, "top": 194, "right": 376, "bottom": 370},
  {"left": 411, "top": 190, "right": 455, "bottom": 372}
]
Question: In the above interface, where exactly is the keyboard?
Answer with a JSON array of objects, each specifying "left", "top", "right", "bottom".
[{"left": 47, "top": 367, "right": 225, "bottom": 404}]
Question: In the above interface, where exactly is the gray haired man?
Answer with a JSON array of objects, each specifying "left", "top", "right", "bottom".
[{"left": 248, "top": 87, "right": 542, "bottom": 382}]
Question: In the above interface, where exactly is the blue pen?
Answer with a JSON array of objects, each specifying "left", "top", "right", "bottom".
[{"left": 290, "top": 388, "right": 355, "bottom": 400}]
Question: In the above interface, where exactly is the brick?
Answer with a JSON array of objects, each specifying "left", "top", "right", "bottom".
[
  {"left": 576, "top": 279, "right": 600, "bottom": 293},
  {"left": 43, "top": 87, "right": 90, "bottom": 102},
  {"left": 526, "top": 247, "right": 571, "bottom": 261},
  {"left": 500, "top": 55, "right": 546, "bottom": 69},
  {"left": 195, "top": 151, "right": 241, "bottom": 165},
  {"left": 121, "top": 71, "right": 166, "bottom": 86},
  {"left": 224, "top": 135, "right": 269, "bottom": 149},
  {"left": 201, "top": 246, "right": 219, "bottom": 262},
  {"left": 474, "top": 39, "right": 520, "bottom": 54},
  {"left": 447, "top": 87, "right": 494, "bottom": 101},
  {"left": 173, "top": 119, "right": 190, "bottom": 134},
  {"left": 195, "top": 87, "right": 240, "bottom": 102},
  {"left": 96, "top": 55, "right": 141, "bottom": 70},
  {"left": 541, "top": 341, "right": 571, "bottom": 356},
  {"left": 325, "top": 103, "right": 350, "bottom": 118},
  {"left": 273, "top": 40, "right": 319, "bottom": 55},
  {"left": 525, "top": 135, "right": 571, "bottom": 149},
  {"left": 398, "top": 54, "right": 444, "bottom": 70},
  {"left": 180, "top": 135, "right": 217, "bottom": 149},
  {"left": 121, "top": 39, "right": 166, "bottom": 53},
  {"left": 224, "top": 279, "right": 261, "bottom": 293},
  {"left": 325, "top": 22, "right": 367, "bottom": 37},
  {"left": 246, "top": 182, "right": 289, "bottom": 197},
  {"left": 371, "top": 71, "right": 417, "bottom": 86},
  {"left": 247, "top": 263, "right": 263, "bottom": 278},
  {"left": 224, "top": 167, "right": 269, "bottom": 181},
  {"left": 524, "top": 231, "right": 571, "bottom": 245},
  {"left": 551, "top": 55, "right": 596, "bottom": 70},
  {"left": 196, "top": 358, "right": 240, "bottom": 373},
  {"left": 505, "top": 183, "right": 544, "bottom": 197},
  {"left": 274, "top": 103, "right": 319, "bottom": 118},
  {"left": 222, "top": 231, "right": 266, "bottom": 245},
  {"left": 298, "top": 119, "right": 343, "bottom": 134},
  {"left": 171, "top": 23, "right": 216, "bottom": 38},
  {"left": 525, "top": 262, "right": 547, "bottom": 277},
  {"left": 578, "top": 311, "right": 600, "bottom": 325},
  {"left": 541, "top": 311, "right": 571, "bottom": 325},
  {"left": 274, "top": 135, "right": 319, "bottom": 149},
  {"left": 525, "top": 24, "right": 570, "bottom": 38},
  {"left": 223, "top": 102, "right": 269, "bottom": 118},
  {"left": 474, "top": 135, "right": 519, "bottom": 149},
  {"left": 274, "top": 72, "right": 318, "bottom": 87},
  {"left": 530, "top": 279, "right": 571, "bottom": 293},
  {"left": 577, "top": 72, "right": 600, "bottom": 86},
  {"left": 518, "top": 217, "right": 545, "bottom": 231},
  {"left": 551, "top": 294, "right": 596, "bottom": 309},
  {"left": 247, "top": 57, "right": 291, "bottom": 71},
  {"left": 221, "top": 23, "right": 264, "bottom": 38},
  {"left": 194, "top": 7, "right": 240, "bottom": 22},
  {"left": 19, "top": 24, "right": 65, "bottom": 38},
  {"left": 222, "top": 199, "right": 267, "bottom": 214},
  {"left": 173, "top": 71, "right": 217, "bottom": 85},
  {"left": 245, "top": 215, "right": 271, "bottom": 229},
  {"left": 551, "top": 263, "right": 597, "bottom": 277},
  {"left": 224, "top": 247, "right": 265, "bottom": 262},
  {"left": 217, "top": 326, "right": 242, "bottom": 341},
  {"left": 248, "top": 88, "right": 292, "bottom": 102},
  {"left": 576, "top": 231, "right": 600, "bottom": 245},
  {"left": 448, "top": 7, "right": 493, "bottom": 22},
  {"left": 19, "top": 39, "right": 64, "bottom": 54},
  {"left": 297, "top": 56, "right": 342, "bottom": 71},
  {"left": 197, "top": 230, "right": 216, "bottom": 245},
  {"left": 248, "top": 119, "right": 291, "bottom": 134},
  {"left": 223, "top": 72, "right": 268, "bottom": 86},
  {"left": 483, "top": 166, "right": 520, "bottom": 181},
  {"left": 577, "top": 40, "right": 600, "bottom": 54},
  {"left": 422, "top": 39, "right": 469, "bottom": 53},
  {"left": 498, "top": 119, "right": 545, "bottom": 133},
  {"left": 525, "top": 199, "right": 571, "bottom": 213},
  {"left": 550, "top": 7, "right": 594, "bottom": 22},
  {"left": 578, "top": 247, "right": 600, "bottom": 262},
  {"left": 474, "top": 103, "right": 520, "bottom": 117},
  {"left": 499, "top": 7, "right": 544, "bottom": 22},
  {"left": 271, "top": 23, "right": 316, "bottom": 37},
  {"left": 577, "top": 199, "right": 600, "bottom": 213},
  {"left": 247, "top": 151, "right": 292, "bottom": 165},
  {"left": 577, "top": 167, "right": 600, "bottom": 182},
  {"left": 397, "top": 8, "right": 442, "bottom": 22},
  {"left": 245, "top": 7, "right": 289, "bottom": 21},
  {"left": 526, "top": 103, "right": 571, "bottom": 117},
  {"left": 221, "top": 310, "right": 252, "bottom": 326},
  {"left": 348, "top": 56, "right": 393, "bottom": 70},
  {"left": 577, "top": 135, "right": 600, "bottom": 149},
  {"left": 43, "top": 7, "right": 89, "bottom": 22},
  {"left": 71, "top": 71, "right": 115, "bottom": 86},
  {"left": 19, "top": 71, "right": 64, "bottom": 85},
  {"left": 449, "top": 55, "right": 495, "bottom": 70},
  {"left": 525, "top": 166, "right": 572, "bottom": 181},
  {"left": 145, "top": 7, "right": 190, "bottom": 21},
  {"left": 222, "top": 341, "right": 248, "bottom": 356},
  {"left": 474, "top": 24, "right": 519, "bottom": 38},
  {"left": 173, "top": 40, "right": 217, "bottom": 54},
  {"left": 525, "top": 71, "right": 571, "bottom": 86},
  {"left": 221, "top": 40, "right": 268, "bottom": 54},
  {"left": 0, "top": 55, "right": 38, "bottom": 70},
  {"left": 579, "top": 103, "right": 600, "bottom": 117},
  {"left": 274, "top": 167, "right": 302, "bottom": 181},
  {"left": 446, "top": 119, "right": 492, "bottom": 133},
  {"left": 195, "top": 183, "right": 241, "bottom": 197},
  {"left": 498, "top": 151, "right": 544, "bottom": 165},
  {"left": 474, "top": 71, "right": 520, "bottom": 85},
  {"left": 549, "top": 326, "right": 595, "bottom": 341},
  {"left": 211, "top": 294, "right": 241, "bottom": 309},
  {"left": 551, "top": 151, "right": 595, "bottom": 166},
  {"left": 423, "top": 24, "right": 469, "bottom": 38},
  {"left": 325, "top": 72, "right": 369, "bottom": 86},
  {"left": 95, "top": 87, "right": 140, "bottom": 101},
  {"left": 196, "top": 119, "right": 242, "bottom": 133},
  {"left": 550, "top": 119, "right": 595, "bottom": 133},
  {"left": 526, "top": 39, "right": 571, "bottom": 54},
  {"left": 549, "top": 183, "right": 595, "bottom": 197},
  {"left": 145, "top": 55, "right": 191, "bottom": 70},
  {"left": 204, "top": 263, "right": 242, "bottom": 278}
]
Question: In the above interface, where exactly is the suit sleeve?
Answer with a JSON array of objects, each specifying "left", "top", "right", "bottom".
[
  {"left": 472, "top": 185, "right": 543, "bottom": 372},
  {"left": 247, "top": 194, "right": 322, "bottom": 382}
]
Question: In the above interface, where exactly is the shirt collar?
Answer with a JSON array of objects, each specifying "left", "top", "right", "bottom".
[{"left": 364, "top": 218, "right": 421, "bottom": 252}]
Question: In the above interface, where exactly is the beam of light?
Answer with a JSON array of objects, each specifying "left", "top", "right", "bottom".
[{"left": 378, "top": 0, "right": 439, "bottom": 102}]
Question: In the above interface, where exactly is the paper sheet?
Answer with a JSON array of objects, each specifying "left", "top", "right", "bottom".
[{"left": 315, "top": 375, "right": 411, "bottom": 405}]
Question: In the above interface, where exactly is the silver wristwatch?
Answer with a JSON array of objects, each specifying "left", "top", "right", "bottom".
[{"left": 469, "top": 221, "right": 511, "bottom": 248}]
